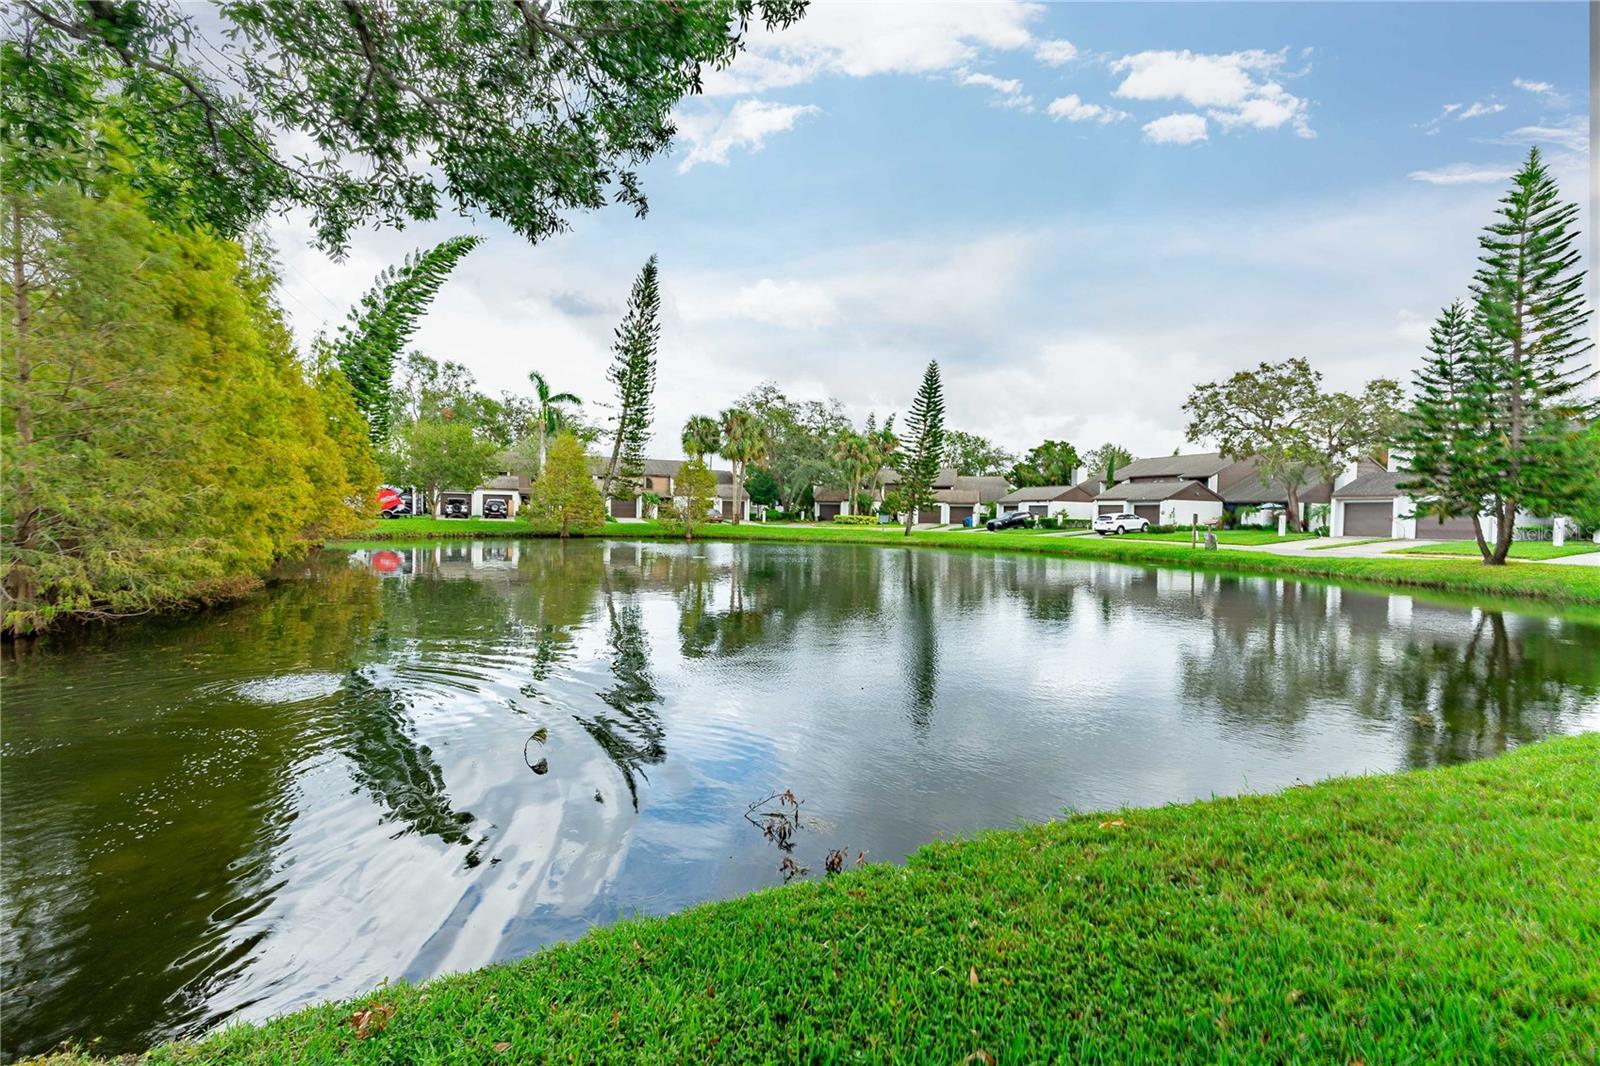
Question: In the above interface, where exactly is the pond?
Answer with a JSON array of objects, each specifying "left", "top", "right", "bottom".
[{"left": 3, "top": 538, "right": 1598, "bottom": 1059}]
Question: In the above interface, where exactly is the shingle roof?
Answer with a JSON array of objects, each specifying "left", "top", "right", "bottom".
[
  {"left": 954, "top": 475, "right": 1010, "bottom": 502},
  {"left": 478, "top": 474, "right": 530, "bottom": 493},
  {"left": 1333, "top": 470, "right": 1407, "bottom": 499},
  {"left": 813, "top": 487, "right": 850, "bottom": 503},
  {"left": 1096, "top": 479, "right": 1221, "bottom": 502},
  {"left": 1115, "top": 452, "right": 1233, "bottom": 480},
  {"left": 932, "top": 487, "right": 981, "bottom": 505},
  {"left": 999, "top": 485, "right": 1075, "bottom": 504}
]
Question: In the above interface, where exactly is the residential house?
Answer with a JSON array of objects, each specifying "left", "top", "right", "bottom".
[
  {"left": 1094, "top": 479, "right": 1226, "bottom": 526},
  {"left": 1328, "top": 456, "right": 1563, "bottom": 541},
  {"left": 816, "top": 467, "right": 1009, "bottom": 525},
  {"left": 997, "top": 473, "right": 1103, "bottom": 521},
  {"left": 589, "top": 457, "right": 750, "bottom": 521}
]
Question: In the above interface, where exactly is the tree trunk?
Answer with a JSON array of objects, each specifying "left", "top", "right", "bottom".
[
  {"left": 431, "top": 485, "right": 442, "bottom": 519},
  {"left": 1285, "top": 483, "right": 1304, "bottom": 532},
  {"left": 1489, "top": 497, "right": 1515, "bottom": 565},
  {"left": 731, "top": 460, "right": 743, "bottom": 525},
  {"left": 1471, "top": 512, "right": 1493, "bottom": 563}
]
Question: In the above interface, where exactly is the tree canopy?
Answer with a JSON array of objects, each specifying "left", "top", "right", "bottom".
[
  {"left": 2, "top": 0, "right": 807, "bottom": 251},
  {"left": 897, "top": 361, "right": 946, "bottom": 536},
  {"left": 1009, "top": 439, "right": 1081, "bottom": 487},
  {"left": 942, "top": 429, "right": 1015, "bottom": 478}
]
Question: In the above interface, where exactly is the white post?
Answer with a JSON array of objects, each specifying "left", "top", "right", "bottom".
[
  {"left": 1277, "top": 513, "right": 1287, "bottom": 537},
  {"left": 1553, "top": 517, "right": 1566, "bottom": 547}
]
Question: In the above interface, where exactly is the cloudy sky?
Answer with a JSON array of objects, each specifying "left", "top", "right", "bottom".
[{"left": 269, "top": 1, "right": 1593, "bottom": 461}]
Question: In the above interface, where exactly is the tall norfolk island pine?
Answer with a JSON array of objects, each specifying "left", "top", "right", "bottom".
[
  {"left": 602, "top": 257, "right": 660, "bottom": 504},
  {"left": 326, "top": 236, "right": 482, "bottom": 443},
  {"left": 898, "top": 361, "right": 947, "bottom": 536},
  {"left": 1401, "top": 148, "right": 1598, "bottom": 565}
]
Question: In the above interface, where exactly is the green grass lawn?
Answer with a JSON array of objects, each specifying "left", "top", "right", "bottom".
[
  {"left": 337, "top": 517, "right": 1600, "bottom": 607},
  {"left": 42, "top": 734, "right": 1600, "bottom": 1065},
  {"left": 1396, "top": 539, "right": 1600, "bottom": 560},
  {"left": 1120, "top": 529, "right": 1317, "bottom": 546}
]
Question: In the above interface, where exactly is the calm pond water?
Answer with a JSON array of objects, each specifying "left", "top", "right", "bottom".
[{"left": 3, "top": 538, "right": 1598, "bottom": 1058}]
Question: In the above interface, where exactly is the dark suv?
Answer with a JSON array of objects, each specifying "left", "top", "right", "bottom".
[
  {"left": 483, "top": 498, "right": 509, "bottom": 520},
  {"left": 986, "top": 510, "right": 1036, "bottom": 531}
]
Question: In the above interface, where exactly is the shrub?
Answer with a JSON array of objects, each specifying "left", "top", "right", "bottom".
[{"left": 832, "top": 514, "right": 877, "bottom": 525}]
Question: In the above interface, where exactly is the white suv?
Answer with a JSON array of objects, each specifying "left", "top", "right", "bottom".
[{"left": 1093, "top": 512, "right": 1150, "bottom": 535}]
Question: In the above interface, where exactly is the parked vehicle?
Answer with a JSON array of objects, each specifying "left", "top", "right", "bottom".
[
  {"left": 482, "top": 498, "right": 509, "bottom": 519},
  {"left": 442, "top": 497, "right": 470, "bottom": 519},
  {"left": 986, "top": 511, "right": 1036, "bottom": 531},
  {"left": 377, "top": 485, "right": 414, "bottom": 518},
  {"left": 1093, "top": 512, "right": 1150, "bottom": 535}
]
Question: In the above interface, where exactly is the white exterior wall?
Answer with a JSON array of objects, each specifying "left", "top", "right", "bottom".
[
  {"left": 1158, "top": 500, "right": 1225, "bottom": 526},
  {"left": 469, "top": 489, "right": 520, "bottom": 518}
]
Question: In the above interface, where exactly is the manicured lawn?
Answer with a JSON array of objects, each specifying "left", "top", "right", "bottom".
[
  {"left": 1120, "top": 529, "right": 1317, "bottom": 546},
  {"left": 44, "top": 734, "right": 1600, "bottom": 1065},
  {"left": 1396, "top": 539, "right": 1600, "bottom": 560},
  {"left": 1307, "top": 538, "right": 1393, "bottom": 550}
]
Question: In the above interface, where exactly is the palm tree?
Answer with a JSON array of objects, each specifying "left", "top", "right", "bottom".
[
  {"left": 718, "top": 407, "right": 768, "bottom": 525},
  {"left": 681, "top": 414, "right": 723, "bottom": 459},
  {"left": 529, "top": 370, "right": 581, "bottom": 474}
]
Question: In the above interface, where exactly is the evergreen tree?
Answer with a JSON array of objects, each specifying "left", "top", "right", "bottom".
[
  {"left": 528, "top": 432, "right": 605, "bottom": 539},
  {"left": 897, "top": 361, "right": 946, "bottom": 536},
  {"left": 1466, "top": 147, "right": 1598, "bottom": 564},
  {"left": 602, "top": 256, "right": 660, "bottom": 502},
  {"left": 681, "top": 414, "right": 723, "bottom": 459},
  {"left": 325, "top": 236, "right": 482, "bottom": 444},
  {"left": 1396, "top": 301, "right": 1494, "bottom": 549}
]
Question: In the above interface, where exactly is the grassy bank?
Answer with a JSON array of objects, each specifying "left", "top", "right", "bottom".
[
  {"left": 342, "top": 517, "right": 1600, "bottom": 607},
  {"left": 1396, "top": 539, "right": 1600, "bottom": 560},
  {"left": 41, "top": 734, "right": 1600, "bottom": 1064}
]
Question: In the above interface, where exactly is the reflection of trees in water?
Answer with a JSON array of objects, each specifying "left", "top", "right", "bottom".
[
  {"left": 576, "top": 589, "right": 666, "bottom": 811},
  {"left": 1181, "top": 587, "right": 1600, "bottom": 767},
  {"left": 1387, "top": 611, "right": 1600, "bottom": 768},
  {"left": 901, "top": 552, "right": 939, "bottom": 732},
  {"left": 338, "top": 674, "right": 480, "bottom": 859},
  {"left": 512, "top": 541, "right": 604, "bottom": 688}
]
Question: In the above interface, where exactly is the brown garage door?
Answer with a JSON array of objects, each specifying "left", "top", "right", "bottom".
[
  {"left": 948, "top": 505, "right": 974, "bottom": 526},
  {"left": 1419, "top": 514, "right": 1479, "bottom": 539},
  {"left": 1028, "top": 504, "right": 1049, "bottom": 516},
  {"left": 1342, "top": 501, "right": 1391, "bottom": 537},
  {"left": 1134, "top": 505, "right": 1160, "bottom": 525},
  {"left": 917, "top": 507, "right": 942, "bottom": 525},
  {"left": 817, "top": 502, "right": 841, "bottom": 520},
  {"left": 1097, "top": 503, "right": 1120, "bottom": 516},
  {"left": 611, "top": 497, "right": 638, "bottom": 518}
]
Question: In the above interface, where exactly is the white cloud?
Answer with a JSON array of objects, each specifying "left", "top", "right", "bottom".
[
  {"left": 1496, "top": 115, "right": 1588, "bottom": 153},
  {"left": 1407, "top": 162, "right": 1516, "bottom": 186},
  {"left": 1112, "top": 49, "right": 1313, "bottom": 138},
  {"left": 679, "top": 278, "right": 838, "bottom": 329},
  {"left": 701, "top": 2, "right": 1042, "bottom": 96},
  {"left": 1142, "top": 113, "right": 1208, "bottom": 145},
  {"left": 1046, "top": 94, "right": 1127, "bottom": 124},
  {"left": 1456, "top": 101, "right": 1505, "bottom": 120},
  {"left": 676, "top": 100, "right": 819, "bottom": 172},
  {"left": 1034, "top": 39, "right": 1079, "bottom": 66},
  {"left": 1512, "top": 78, "right": 1555, "bottom": 96},
  {"left": 962, "top": 72, "right": 1024, "bottom": 96}
]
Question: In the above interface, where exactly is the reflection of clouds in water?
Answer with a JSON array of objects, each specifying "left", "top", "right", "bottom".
[{"left": 226, "top": 673, "right": 344, "bottom": 704}]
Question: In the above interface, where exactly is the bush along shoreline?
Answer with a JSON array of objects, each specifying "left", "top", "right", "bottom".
[
  {"left": 32, "top": 733, "right": 1600, "bottom": 1064},
  {"left": 339, "top": 518, "right": 1600, "bottom": 608}
]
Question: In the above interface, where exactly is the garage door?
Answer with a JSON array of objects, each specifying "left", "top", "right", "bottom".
[
  {"left": 1342, "top": 501, "right": 1391, "bottom": 537},
  {"left": 817, "top": 502, "right": 841, "bottom": 520},
  {"left": 1419, "top": 514, "right": 1479, "bottom": 539},
  {"left": 1097, "top": 504, "right": 1120, "bottom": 516},
  {"left": 948, "top": 505, "right": 974, "bottom": 526},
  {"left": 1134, "top": 505, "right": 1160, "bottom": 525},
  {"left": 1028, "top": 504, "right": 1049, "bottom": 516},
  {"left": 917, "top": 507, "right": 942, "bottom": 525},
  {"left": 611, "top": 497, "right": 638, "bottom": 518}
]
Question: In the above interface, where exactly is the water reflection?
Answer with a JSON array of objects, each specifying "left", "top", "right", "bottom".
[{"left": 2, "top": 539, "right": 1597, "bottom": 1061}]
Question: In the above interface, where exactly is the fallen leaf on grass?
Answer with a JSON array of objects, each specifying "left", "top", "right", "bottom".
[
  {"left": 964, "top": 1051, "right": 995, "bottom": 1065},
  {"left": 349, "top": 1002, "right": 394, "bottom": 1039},
  {"left": 969, "top": 966, "right": 979, "bottom": 987},
  {"left": 1098, "top": 818, "right": 1126, "bottom": 830},
  {"left": 493, "top": 1042, "right": 512, "bottom": 1053}
]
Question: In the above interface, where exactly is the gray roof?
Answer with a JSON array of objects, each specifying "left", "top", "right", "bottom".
[
  {"left": 999, "top": 485, "right": 1075, "bottom": 504},
  {"left": 813, "top": 487, "right": 850, "bottom": 503},
  {"left": 1115, "top": 452, "right": 1233, "bottom": 481},
  {"left": 1096, "top": 479, "right": 1220, "bottom": 502},
  {"left": 1333, "top": 470, "right": 1407, "bottom": 499},
  {"left": 932, "top": 487, "right": 981, "bottom": 505},
  {"left": 954, "top": 475, "right": 1010, "bottom": 502},
  {"left": 478, "top": 474, "right": 530, "bottom": 493}
]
